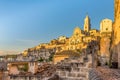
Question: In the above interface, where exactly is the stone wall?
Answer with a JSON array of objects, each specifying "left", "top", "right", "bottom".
[
  {"left": 0, "top": 71, "right": 9, "bottom": 80},
  {"left": 9, "top": 76, "right": 41, "bottom": 80},
  {"left": 56, "top": 67, "right": 90, "bottom": 80},
  {"left": 9, "top": 74, "right": 56, "bottom": 80},
  {"left": 56, "top": 57, "right": 92, "bottom": 80}
]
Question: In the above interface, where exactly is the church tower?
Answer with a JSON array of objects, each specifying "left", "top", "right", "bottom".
[{"left": 84, "top": 15, "right": 91, "bottom": 32}]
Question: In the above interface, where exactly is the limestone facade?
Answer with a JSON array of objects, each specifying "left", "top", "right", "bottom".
[
  {"left": 113, "top": 0, "right": 120, "bottom": 46},
  {"left": 112, "top": 0, "right": 120, "bottom": 68},
  {"left": 100, "top": 37, "right": 111, "bottom": 57},
  {"left": 100, "top": 19, "right": 112, "bottom": 33}
]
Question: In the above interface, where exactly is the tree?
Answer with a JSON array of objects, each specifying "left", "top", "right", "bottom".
[{"left": 38, "top": 57, "right": 44, "bottom": 62}]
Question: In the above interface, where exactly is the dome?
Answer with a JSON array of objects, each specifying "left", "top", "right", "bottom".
[
  {"left": 101, "top": 18, "right": 112, "bottom": 22},
  {"left": 73, "top": 27, "right": 81, "bottom": 35}
]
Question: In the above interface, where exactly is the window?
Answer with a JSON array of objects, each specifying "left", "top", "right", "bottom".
[{"left": 106, "top": 28, "right": 108, "bottom": 31}]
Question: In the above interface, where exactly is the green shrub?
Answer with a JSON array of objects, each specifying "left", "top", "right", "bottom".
[{"left": 38, "top": 57, "right": 44, "bottom": 62}]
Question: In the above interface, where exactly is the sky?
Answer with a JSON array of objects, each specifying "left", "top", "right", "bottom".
[{"left": 0, "top": 0, "right": 114, "bottom": 55}]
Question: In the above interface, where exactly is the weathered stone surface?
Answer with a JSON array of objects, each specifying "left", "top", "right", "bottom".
[
  {"left": 112, "top": 0, "right": 120, "bottom": 68},
  {"left": 89, "top": 67, "right": 120, "bottom": 80},
  {"left": 67, "top": 72, "right": 76, "bottom": 77},
  {"left": 59, "top": 71, "right": 66, "bottom": 77},
  {"left": 77, "top": 73, "right": 86, "bottom": 77},
  {"left": 100, "top": 37, "right": 111, "bottom": 58},
  {"left": 72, "top": 68, "right": 80, "bottom": 72}
]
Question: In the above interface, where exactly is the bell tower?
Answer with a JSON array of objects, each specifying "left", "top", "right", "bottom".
[{"left": 84, "top": 15, "right": 91, "bottom": 32}]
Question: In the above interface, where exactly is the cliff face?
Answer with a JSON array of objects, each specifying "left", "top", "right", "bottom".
[
  {"left": 100, "top": 37, "right": 111, "bottom": 65},
  {"left": 113, "top": 0, "right": 120, "bottom": 48},
  {"left": 100, "top": 37, "right": 111, "bottom": 57},
  {"left": 111, "top": 0, "right": 120, "bottom": 68}
]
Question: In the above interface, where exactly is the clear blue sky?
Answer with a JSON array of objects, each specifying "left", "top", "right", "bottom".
[{"left": 0, "top": 0, "right": 114, "bottom": 55}]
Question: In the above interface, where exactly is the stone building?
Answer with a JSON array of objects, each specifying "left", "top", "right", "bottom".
[
  {"left": 21, "top": 48, "right": 54, "bottom": 62},
  {"left": 58, "top": 36, "right": 67, "bottom": 44},
  {"left": 9, "top": 63, "right": 56, "bottom": 80},
  {"left": 69, "top": 27, "right": 85, "bottom": 50},
  {"left": 100, "top": 19, "right": 112, "bottom": 34},
  {"left": 8, "top": 61, "right": 38, "bottom": 75},
  {"left": 89, "top": 29, "right": 99, "bottom": 36},
  {"left": 99, "top": 19, "right": 113, "bottom": 64}
]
